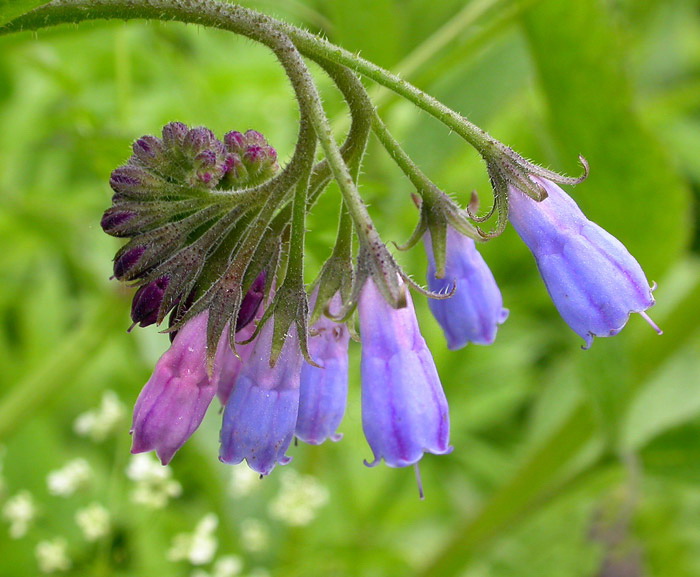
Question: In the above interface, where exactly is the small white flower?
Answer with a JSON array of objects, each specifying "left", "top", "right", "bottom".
[
  {"left": 74, "top": 390, "right": 126, "bottom": 442},
  {"left": 35, "top": 538, "right": 71, "bottom": 573},
  {"left": 126, "top": 454, "right": 182, "bottom": 509},
  {"left": 268, "top": 470, "right": 329, "bottom": 526},
  {"left": 211, "top": 555, "right": 243, "bottom": 577},
  {"left": 47, "top": 458, "right": 92, "bottom": 497},
  {"left": 239, "top": 518, "right": 269, "bottom": 553},
  {"left": 75, "top": 502, "right": 111, "bottom": 541},
  {"left": 229, "top": 465, "right": 262, "bottom": 498},
  {"left": 2, "top": 490, "right": 37, "bottom": 538},
  {"left": 168, "top": 513, "right": 219, "bottom": 566}
]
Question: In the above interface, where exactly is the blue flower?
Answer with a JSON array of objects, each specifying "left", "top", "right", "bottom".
[
  {"left": 425, "top": 228, "right": 508, "bottom": 349},
  {"left": 296, "top": 292, "right": 350, "bottom": 445},
  {"left": 219, "top": 321, "right": 303, "bottom": 475},
  {"left": 508, "top": 177, "right": 661, "bottom": 348},
  {"left": 358, "top": 278, "right": 452, "bottom": 468}
]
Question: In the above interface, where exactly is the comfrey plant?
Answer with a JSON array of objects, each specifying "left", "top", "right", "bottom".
[{"left": 2, "top": 0, "right": 661, "bottom": 493}]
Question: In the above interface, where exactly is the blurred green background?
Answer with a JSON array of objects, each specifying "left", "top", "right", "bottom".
[{"left": 1, "top": 0, "right": 699, "bottom": 575}]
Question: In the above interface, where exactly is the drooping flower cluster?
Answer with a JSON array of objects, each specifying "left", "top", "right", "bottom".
[{"left": 102, "top": 123, "right": 660, "bottom": 489}]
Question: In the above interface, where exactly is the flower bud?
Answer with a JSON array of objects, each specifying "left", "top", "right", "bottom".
[
  {"left": 100, "top": 209, "right": 136, "bottom": 236},
  {"left": 130, "top": 277, "right": 169, "bottom": 328},
  {"left": 113, "top": 246, "right": 145, "bottom": 280},
  {"left": 236, "top": 271, "right": 266, "bottom": 331}
]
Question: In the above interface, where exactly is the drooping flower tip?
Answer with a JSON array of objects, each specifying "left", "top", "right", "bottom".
[
  {"left": 508, "top": 177, "right": 660, "bottom": 347},
  {"left": 359, "top": 278, "right": 452, "bottom": 468},
  {"left": 130, "top": 312, "right": 215, "bottom": 465},
  {"left": 425, "top": 228, "right": 508, "bottom": 349}
]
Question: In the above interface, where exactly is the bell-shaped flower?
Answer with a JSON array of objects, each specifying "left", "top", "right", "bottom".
[
  {"left": 131, "top": 312, "right": 215, "bottom": 464},
  {"left": 296, "top": 293, "right": 350, "bottom": 445},
  {"left": 219, "top": 321, "right": 303, "bottom": 475},
  {"left": 508, "top": 177, "right": 660, "bottom": 348},
  {"left": 425, "top": 228, "right": 508, "bottom": 349},
  {"left": 358, "top": 278, "right": 452, "bottom": 468}
]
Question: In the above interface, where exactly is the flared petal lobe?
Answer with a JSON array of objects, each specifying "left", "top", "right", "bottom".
[
  {"left": 508, "top": 178, "right": 657, "bottom": 347},
  {"left": 296, "top": 293, "right": 350, "bottom": 445},
  {"left": 131, "top": 312, "right": 215, "bottom": 464},
  {"left": 358, "top": 279, "right": 451, "bottom": 468},
  {"left": 425, "top": 229, "right": 508, "bottom": 349},
  {"left": 219, "top": 322, "right": 303, "bottom": 475}
]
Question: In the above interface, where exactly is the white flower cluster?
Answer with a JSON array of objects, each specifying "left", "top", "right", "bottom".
[
  {"left": 229, "top": 465, "right": 263, "bottom": 498},
  {"left": 2, "top": 490, "right": 37, "bottom": 538},
  {"left": 126, "top": 453, "right": 182, "bottom": 509},
  {"left": 239, "top": 518, "right": 269, "bottom": 553},
  {"left": 190, "top": 555, "right": 244, "bottom": 577},
  {"left": 73, "top": 390, "right": 126, "bottom": 442},
  {"left": 268, "top": 470, "right": 329, "bottom": 527},
  {"left": 35, "top": 538, "right": 71, "bottom": 573},
  {"left": 168, "top": 513, "right": 219, "bottom": 565},
  {"left": 75, "top": 502, "right": 111, "bottom": 542},
  {"left": 47, "top": 458, "right": 92, "bottom": 497}
]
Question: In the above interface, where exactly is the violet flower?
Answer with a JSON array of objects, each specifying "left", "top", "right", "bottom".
[
  {"left": 508, "top": 177, "right": 661, "bottom": 348},
  {"left": 296, "top": 293, "right": 350, "bottom": 445},
  {"left": 131, "top": 312, "right": 215, "bottom": 464},
  {"left": 219, "top": 321, "right": 303, "bottom": 475},
  {"left": 425, "top": 228, "right": 508, "bottom": 349},
  {"left": 211, "top": 322, "right": 258, "bottom": 406},
  {"left": 358, "top": 278, "right": 452, "bottom": 468}
]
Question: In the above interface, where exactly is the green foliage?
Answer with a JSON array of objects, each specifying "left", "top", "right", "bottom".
[{"left": 0, "top": 1, "right": 699, "bottom": 576}]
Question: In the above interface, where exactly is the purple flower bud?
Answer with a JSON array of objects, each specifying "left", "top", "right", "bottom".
[
  {"left": 219, "top": 322, "right": 303, "bottom": 475},
  {"left": 100, "top": 209, "right": 135, "bottom": 236},
  {"left": 109, "top": 165, "right": 163, "bottom": 198},
  {"left": 358, "top": 278, "right": 452, "bottom": 468},
  {"left": 183, "top": 127, "right": 217, "bottom": 156},
  {"left": 224, "top": 131, "right": 246, "bottom": 154},
  {"left": 131, "top": 312, "right": 215, "bottom": 464},
  {"left": 296, "top": 293, "right": 350, "bottom": 445},
  {"left": 236, "top": 272, "right": 266, "bottom": 331},
  {"left": 508, "top": 178, "right": 660, "bottom": 348},
  {"left": 113, "top": 246, "right": 145, "bottom": 279},
  {"left": 425, "top": 229, "right": 508, "bottom": 349},
  {"left": 132, "top": 135, "right": 164, "bottom": 167},
  {"left": 212, "top": 321, "right": 258, "bottom": 406},
  {"left": 244, "top": 129, "right": 267, "bottom": 146},
  {"left": 161, "top": 122, "right": 189, "bottom": 149},
  {"left": 130, "top": 276, "right": 169, "bottom": 328}
]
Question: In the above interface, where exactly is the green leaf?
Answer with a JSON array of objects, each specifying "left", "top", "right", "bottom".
[
  {"left": 522, "top": 0, "right": 692, "bottom": 280},
  {"left": 0, "top": 0, "right": 53, "bottom": 27}
]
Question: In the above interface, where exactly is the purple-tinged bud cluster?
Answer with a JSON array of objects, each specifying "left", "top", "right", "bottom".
[
  {"left": 130, "top": 276, "right": 170, "bottom": 329},
  {"left": 508, "top": 177, "right": 661, "bottom": 347},
  {"left": 425, "top": 228, "right": 508, "bottom": 349},
  {"left": 221, "top": 129, "right": 279, "bottom": 188}
]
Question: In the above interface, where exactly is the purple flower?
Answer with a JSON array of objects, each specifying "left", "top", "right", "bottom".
[
  {"left": 508, "top": 178, "right": 661, "bottom": 348},
  {"left": 219, "top": 321, "right": 303, "bottom": 475},
  {"left": 358, "top": 278, "right": 452, "bottom": 468},
  {"left": 131, "top": 312, "right": 215, "bottom": 465},
  {"left": 296, "top": 293, "right": 350, "bottom": 445},
  {"left": 425, "top": 228, "right": 508, "bottom": 349}
]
